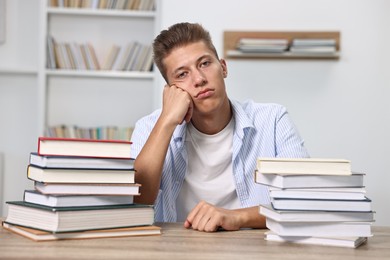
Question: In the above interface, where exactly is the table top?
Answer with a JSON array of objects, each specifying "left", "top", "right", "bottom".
[{"left": 1, "top": 222, "right": 389, "bottom": 260}]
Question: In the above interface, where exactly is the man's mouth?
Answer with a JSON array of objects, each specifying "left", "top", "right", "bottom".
[{"left": 195, "top": 89, "right": 214, "bottom": 99}]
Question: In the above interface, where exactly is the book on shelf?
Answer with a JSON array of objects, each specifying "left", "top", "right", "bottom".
[
  {"left": 256, "top": 158, "right": 352, "bottom": 175},
  {"left": 113, "top": 42, "right": 136, "bottom": 71},
  {"left": 45, "top": 125, "right": 134, "bottom": 141},
  {"left": 289, "top": 46, "right": 337, "bottom": 54},
  {"left": 268, "top": 186, "right": 367, "bottom": 200},
  {"left": 291, "top": 38, "right": 337, "bottom": 46},
  {"left": 259, "top": 204, "right": 375, "bottom": 223},
  {"left": 38, "top": 137, "right": 132, "bottom": 159},
  {"left": 102, "top": 44, "right": 121, "bottom": 70},
  {"left": 34, "top": 181, "right": 141, "bottom": 195},
  {"left": 236, "top": 38, "right": 288, "bottom": 53},
  {"left": 289, "top": 38, "right": 337, "bottom": 55},
  {"left": 270, "top": 197, "right": 372, "bottom": 212},
  {"left": 46, "top": 35, "right": 56, "bottom": 69},
  {"left": 27, "top": 165, "right": 135, "bottom": 184},
  {"left": 265, "top": 217, "right": 373, "bottom": 237},
  {"left": 24, "top": 190, "right": 135, "bottom": 207},
  {"left": 29, "top": 152, "right": 134, "bottom": 169},
  {"left": 5, "top": 201, "right": 155, "bottom": 233},
  {"left": 2, "top": 222, "right": 161, "bottom": 242},
  {"left": 255, "top": 172, "right": 364, "bottom": 189},
  {"left": 264, "top": 230, "right": 367, "bottom": 248}
]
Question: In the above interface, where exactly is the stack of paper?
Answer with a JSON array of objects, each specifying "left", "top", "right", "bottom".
[{"left": 256, "top": 158, "right": 374, "bottom": 248}]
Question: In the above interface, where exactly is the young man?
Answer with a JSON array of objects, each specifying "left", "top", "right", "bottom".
[{"left": 130, "top": 22, "right": 309, "bottom": 232}]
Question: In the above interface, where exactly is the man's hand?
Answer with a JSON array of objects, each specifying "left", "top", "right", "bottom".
[
  {"left": 184, "top": 201, "right": 266, "bottom": 232},
  {"left": 161, "top": 84, "right": 193, "bottom": 125}
]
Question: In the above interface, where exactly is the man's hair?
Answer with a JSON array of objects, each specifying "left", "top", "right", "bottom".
[{"left": 153, "top": 22, "right": 219, "bottom": 82}]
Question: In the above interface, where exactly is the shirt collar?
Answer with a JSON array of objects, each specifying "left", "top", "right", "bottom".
[{"left": 230, "top": 99, "right": 255, "bottom": 139}]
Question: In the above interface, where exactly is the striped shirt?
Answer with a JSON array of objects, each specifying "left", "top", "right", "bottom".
[{"left": 130, "top": 99, "right": 310, "bottom": 222}]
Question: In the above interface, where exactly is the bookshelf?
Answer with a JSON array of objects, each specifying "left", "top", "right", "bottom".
[
  {"left": 224, "top": 31, "right": 340, "bottom": 60},
  {"left": 37, "top": 0, "right": 158, "bottom": 140}
]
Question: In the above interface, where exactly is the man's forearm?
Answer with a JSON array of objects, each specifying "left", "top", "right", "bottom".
[{"left": 134, "top": 116, "right": 177, "bottom": 204}]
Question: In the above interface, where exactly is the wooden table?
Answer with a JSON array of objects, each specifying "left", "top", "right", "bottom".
[{"left": 1, "top": 223, "right": 389, "bottom": 259}]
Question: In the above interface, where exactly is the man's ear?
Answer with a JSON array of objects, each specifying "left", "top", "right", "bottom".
[{"left": 220, "top": 59, "right": 228, "bottom": 78}]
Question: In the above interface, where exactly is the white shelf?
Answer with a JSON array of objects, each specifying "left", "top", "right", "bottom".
[
  {"left": 38, "top": 0, "right": 159, "bottom": 137},
  {"left": 45, "top": 69, "right": 154, "bottom": 79},
  {"left": 46, "top": 7, "right": 156, "bottom": 18},
  {"left": 0, "top": 68, "right": 38, "bottom": 75}
]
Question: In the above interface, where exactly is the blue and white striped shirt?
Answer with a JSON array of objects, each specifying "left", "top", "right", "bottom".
[{"left": 130, "top": 99, "right": 310, "bottom": 222}]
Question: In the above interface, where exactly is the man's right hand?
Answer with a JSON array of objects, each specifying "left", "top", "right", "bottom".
[{"left": 161, "top": 84, "right": 193, "bottom": 125}]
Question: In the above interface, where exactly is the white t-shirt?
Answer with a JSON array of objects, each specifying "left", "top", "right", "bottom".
[{"left": 176, "top": 118, "right": 241, "bottom": 221}]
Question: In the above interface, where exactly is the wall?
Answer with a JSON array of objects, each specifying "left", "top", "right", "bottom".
[
  {"left": 0, "top": 0, "right": 39, "bottom": 216},
  {"left": 158, "top": 0, "right": 390, "bottom": 226},
  {"left": 0, "top": 0, "right": 389, "bottom": 226}
]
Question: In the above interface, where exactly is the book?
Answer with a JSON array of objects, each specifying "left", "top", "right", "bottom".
[
  {"left": 2, "top": 222, "right": 161, "bottom": 242},
  {"left": 237, "top": 38, "right": 288, "bottom": 53},
  {"left": 34, "top": 182, "right": 141, "bottom": 195},
  {"left": 5, "top": 201, "right": 155, "bottom": 233},
  {"left": 29, "top": 152, "right": 134, "bottom": 170},
  {"left": 271, "top": 197, "right": 372, "bottom": 212},
  {"left": 27, "top": 165, "right": 135, "bottom": 184},
  {"left": 259, "top": 204, "right": 375, "bottom": 222},
  {"left": 255, "top": 172, "right": 364, "bottom": 189},
  {"left": 268, "top": 187, "right": 367, "bottom": 200},
  {"left": 264, "top": 231, "right": 367, "bottom": 248},
  {"left": 265, "top": 218, "right": 373, "bottom": 237},
  {"left": 37, "top": 137, "right": 132, "bottom": 159},
  {"left": 289, "top": 46, "right": 337, "bottom": 54},
  {"left": 291, "top": 38, "right": 337, "bottom": 46},
  {"left": 256, "top": 158, "right": 352, "bottom": 175},
  {"left": 24, "top": 190, "right": 135, "bottom": 207}
]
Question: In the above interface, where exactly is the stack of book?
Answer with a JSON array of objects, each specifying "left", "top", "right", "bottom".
[
  {"left": 234, "top": 38, "right": 289, "bottom": 54},
  {"left": 289, "top": 38, "right": 337, "bottom": 55},
  {"left": 256, "top": 158, "right": 374, "bottom": 248},
  {"left": 2, "top": 137, "right": 160, "bottom": 241}
]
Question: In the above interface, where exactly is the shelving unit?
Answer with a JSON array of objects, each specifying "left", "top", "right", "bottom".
[
  {"left": 37, "top": 1, "right": 158, "bottom": 140},
  {"left": 224, "top": 31, "right": 340, "bottom": 60}
]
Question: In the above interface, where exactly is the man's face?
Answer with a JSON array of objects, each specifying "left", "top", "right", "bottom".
[{"left": 163, "top": 41, "right": 228, "bottom": 115}]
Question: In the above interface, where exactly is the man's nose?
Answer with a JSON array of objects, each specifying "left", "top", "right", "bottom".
[{"left": 193, "top": 69, "right": 207, "bottom": 87}]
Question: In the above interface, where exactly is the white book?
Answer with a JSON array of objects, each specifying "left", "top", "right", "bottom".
[
  {"left": 35, "top": 182, "right": 140, "bottom": 196},
  {"left": 264, "top": 231, "right": 367, "bottom": 248},
  {"left": 257, "top": 158, "right": 352, "bottom": 175},
  {"left": 255, "top": 172, "right": 364, "bottom": 189},
  {"left": 259, "top": 204, "right": 375, "bottom": 222},
  {"left": 266, "top": 218, "right": 373, "bottom": 237},
  {"left": 29, "top": 152, "right": 134, "bottom": 169},
  {"left": 238, "top": 38, "right": 288, "bottom": 46},
  {"left": 268, "top": 187, "right": 367, "bottom": 200},
  {"left": 291, "top": 38, "right": 337, "bottom": 46},
  {"left": 271, "top": 197, "right": 372, "bottom": 212},
  {"left": 24, "top": 190, "right": 135, "bottom": 207}
]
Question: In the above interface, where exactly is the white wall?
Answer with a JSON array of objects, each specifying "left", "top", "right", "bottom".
[
  {"left": 0, "top": 0, "right": 39, "bottom": 216},
  {"left": 0, "top": 0, "right": 389, "bottom": 226},
  {"left": 159, "top": 0, "right": 390, "bottom": 226}
]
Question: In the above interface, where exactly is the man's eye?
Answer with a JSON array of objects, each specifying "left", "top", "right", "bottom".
[
  {"left": 177, "top": 72, "right": 187, "bottom": 79},
  {"left": 200, "top": 61, "right": 211, "bottom": 67}
]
